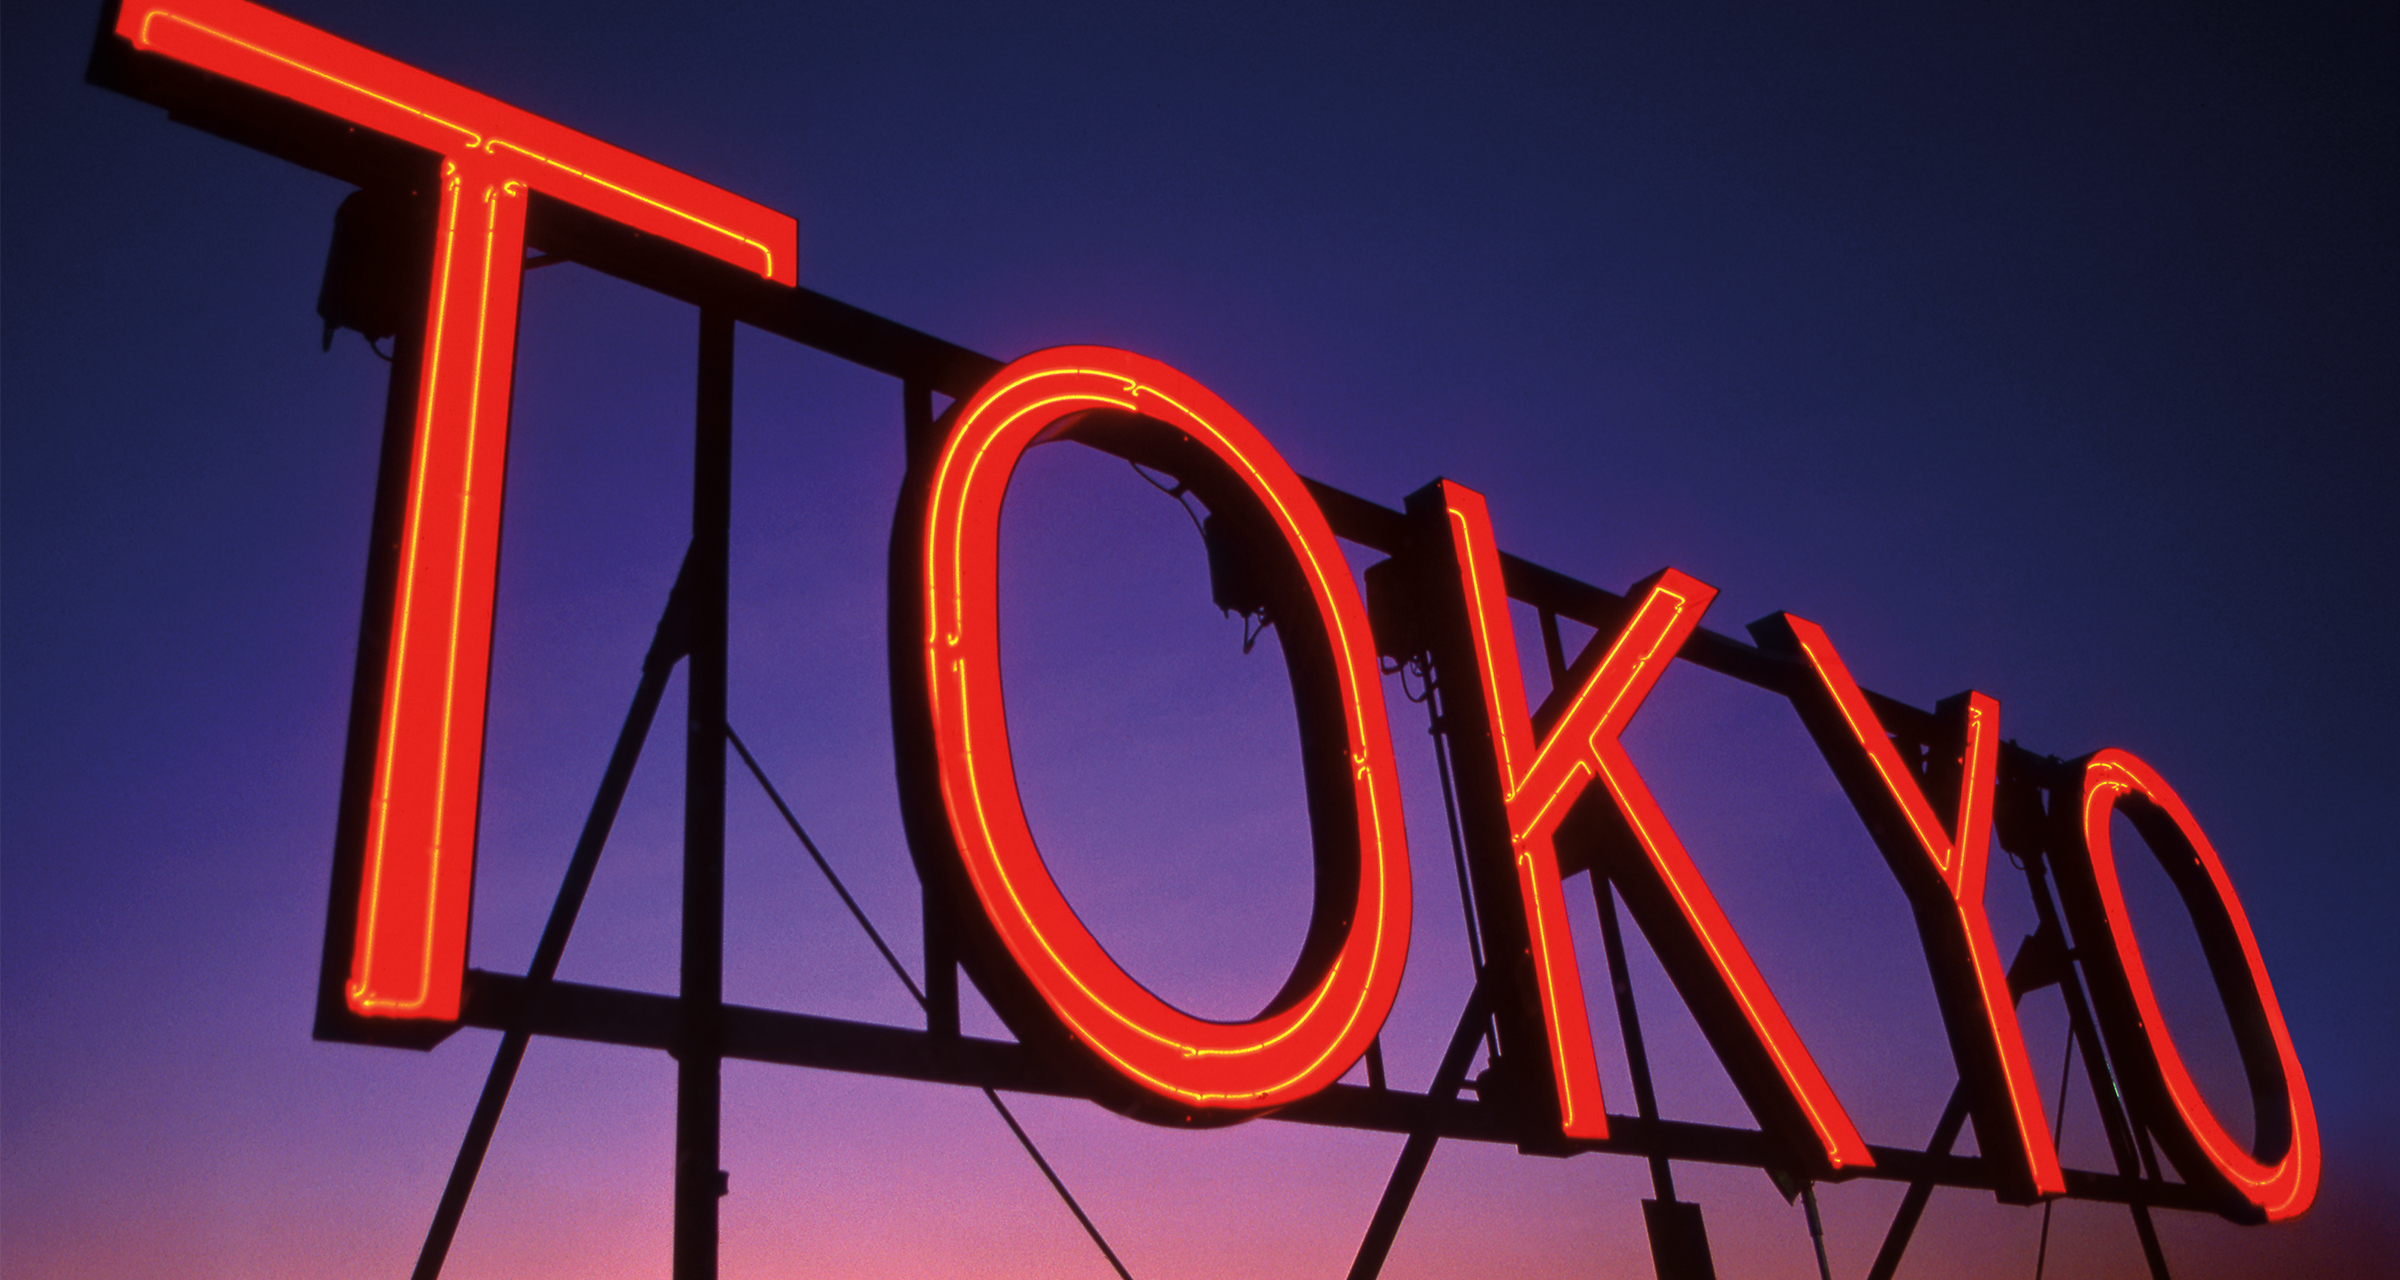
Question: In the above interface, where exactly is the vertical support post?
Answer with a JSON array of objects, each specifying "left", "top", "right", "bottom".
[
  {"left": 1537, "top": 604, "right": 1711, "bottom": 1280},
  {"left": 1639, "top": 1199, "right": 1719, "bottom": 1280},
  {"left": 674, "top": 308, "right": 735, "bottom": 1280},
  {"left": 1345, "top": 985, "right": 1488, "bottom": 1280},
  {"left": 1599, "top": 875, "right": 1720, "bottom": 1280},
  {"left": 904, "top": 379, "right": 960, "bottom": 1043},
  {"left": 1867, "top": 929, "right": 2063, "bottom": 1280},
  {"left": 1536, "top": 607, "right": 1570, "bottom": 695},
  {"left": 923, "top": 878, "right": 960, "bottom": 1041},
  {"left": 2015, "top": 850, "right": 2171, "bottom": 1280},
  {"left": 901, "top": 378, "right": 939, "bottom": 465},
  {"left": 1799, "top": 1181, "right": 1833, "bottom": 1280},
  {"left": 412, "top": 553, "right": 692, "bottom": 1280},
  {"left": 1594, "top": 875, "right": 1675, "bottom": 1203}
]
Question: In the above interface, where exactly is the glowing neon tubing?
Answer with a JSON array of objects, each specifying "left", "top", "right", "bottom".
[
  {"left": 116, "top": 0, "right": 798, "bottom": 1020},
  {"left": 2067, "top": 750, "right": 2318, "bottom": 1221},
  {"left": 1764, "top": 613, "right": 2064, "bottom": 1202},
  {"left": 919, "top": 346, "right": 1411, "bottom": 1114},
  {"left": 1431, "top": 482, "right": 1869, "bottom": 1169}
]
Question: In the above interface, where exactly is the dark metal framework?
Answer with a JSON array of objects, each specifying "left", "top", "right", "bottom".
[
  {"left": 89, "top": 13, "right": 2220, "bottom": 1278},
  {"left": 294, "top": 275, "right": 2210, "bottom": 1280}
]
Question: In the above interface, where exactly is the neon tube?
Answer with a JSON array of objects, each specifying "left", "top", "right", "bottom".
[
  {"left": 1433, "top": 482, "right": 1869, "bottom": 1169},
  {"left": 1764, "top": 612, "right": 2063, "bottom": 1202},
  {"left": 2068, "top": 750, "right": 2318, "bottom": 1221},
  {"left": 917, "top": 347, "right": 1410, "bottom": 1114},
  {"left": 114, "top": 1, "right": 798, "bottom": 1021}
]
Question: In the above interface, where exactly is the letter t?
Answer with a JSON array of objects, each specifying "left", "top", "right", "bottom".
[{"left": 112, "top": 0, "right": 797, "bottom": 1020}]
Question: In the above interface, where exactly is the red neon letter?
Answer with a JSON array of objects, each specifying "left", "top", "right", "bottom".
[
  {"left": 2060, "top": 750, "right": 2317, "bottom": 1221},
  {"left": 1757, "top": 614, "right": 2063, "bottom": 1202},
  {"left": 114, "top": 1, "right": 798, "bottom": 1020},
  {"left": 915, "top": 347, "right": 1410, "bottom": 1115},
  {"left": 1419, "top": 481, "right": 1868, "bottom": 1171}
]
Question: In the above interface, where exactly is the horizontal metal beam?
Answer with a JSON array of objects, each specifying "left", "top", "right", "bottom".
[
  {"left": 90, "top": 27, "right": 2091, "bottom": 777},
  {"left": 458, "top": 970, "right": 2212, "bottom": 1212},
  {"left": 539, "top": 191, "right": 1995, "bottom": 764}
]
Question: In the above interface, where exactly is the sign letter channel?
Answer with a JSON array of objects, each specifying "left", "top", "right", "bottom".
[
  {"left": 1755, "top": 612, "right": 2062, "bottom": 1202},
  {"left": 111, "top": 0, "right": 797, "bottom": 1021},
  {"left": 906, "top": 346, "right": 1410, "bottom": 1119},
  {"left": 1411, "top": 480, "right": 1868, "bottom": 1173},
  {"left": 2056, "top": 750, "right": 2318, "bottom": 1222}
]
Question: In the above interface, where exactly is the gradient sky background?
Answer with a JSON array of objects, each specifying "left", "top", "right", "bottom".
[{"left": 5, "top": 1, "right": 2394, "bottom": 1277}]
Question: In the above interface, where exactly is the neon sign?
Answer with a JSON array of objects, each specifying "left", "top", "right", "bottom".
[
  {"left": 1412, "top": 482, "right": 1868, "bottom": 1172},
  {"left": 1756, "top": 613, "right": 2064, "bottom": 1202},
  {"left": 90, "top": 1, "right": 2320, "bottom": 1262},
  {"left": 2058, "top": 750, "right": 2318, "bottom": 1221},
  {"left": 900, "top": 349, "right": 1410, "bottom": 1119},
  {"left": 107, "top": 0, "right": 797, "bottom": 1021}
]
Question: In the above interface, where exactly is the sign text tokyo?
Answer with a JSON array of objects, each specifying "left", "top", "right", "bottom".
[{"left": 96, "top": 0, "right": 2317, "bottom": 1231}]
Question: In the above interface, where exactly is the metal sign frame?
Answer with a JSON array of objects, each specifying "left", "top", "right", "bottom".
[{"left": 89, "top": 5, "right": 2317, "bottom": 1278}]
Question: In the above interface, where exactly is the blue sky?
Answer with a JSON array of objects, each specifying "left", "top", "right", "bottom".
[{"left": 6, "top": 2, "right": 2394, "bottom": 1276}]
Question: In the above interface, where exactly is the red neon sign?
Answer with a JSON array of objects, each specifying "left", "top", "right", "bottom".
[
  {"left": 111, "top": 0, "right": 798, "bottom": 1020},
  {"left": 98, "top": 4, "right": 2321, "bottom": 1216},
  {"left": 2054, "top": 750, "right": 2319, "bottom": 1221},
  {"left": 1419, "top": 482, "right": 1870, "bottom": 1172},
  {"left": 909, "top": 347, "right": 1411, "bottom": 1117},
  {"left": 1757, "top": 613, "right": 2064, "bottom": 1202}
]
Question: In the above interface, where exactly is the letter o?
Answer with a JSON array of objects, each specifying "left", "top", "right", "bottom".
[
  {"left": 916, "top": 346, "right": 1410, "bottom": 1115},
  {"left": 2064, "top": 749, "right": 2318, "bottom": 1221}
]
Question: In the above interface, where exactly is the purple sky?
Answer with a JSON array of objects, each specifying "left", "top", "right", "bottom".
[{"left": 6, "top": 1, "right": 2394, "bottom": 1276}]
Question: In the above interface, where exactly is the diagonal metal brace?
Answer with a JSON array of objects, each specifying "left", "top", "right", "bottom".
[
  {"left": 1864, "top": 925, "right": 2069, "bottom": 1280},
  {"left": 410, "top": 548, "right": 696, "bottom": 1280},
  {"left": 1345, "top": 983, "right": 1489, "bottom": 1280}
]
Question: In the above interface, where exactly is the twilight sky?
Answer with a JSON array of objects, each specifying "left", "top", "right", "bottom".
[{"left": 5, "top": 2, "right": 2394, "bottom": 1277}]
